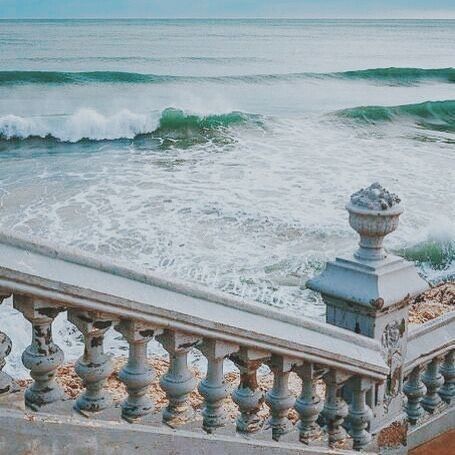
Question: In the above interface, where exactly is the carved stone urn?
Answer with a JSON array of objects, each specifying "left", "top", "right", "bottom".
[{"left": 346, "top": 182, "right": 403, "bottom": 261}]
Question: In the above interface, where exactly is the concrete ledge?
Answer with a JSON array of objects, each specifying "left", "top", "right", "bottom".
[
  {"left": 408, "top": 405, "right": 455, "bottom": 451},
  {"left": 0, "top": 407, "right": 364, "bottom": 455}
]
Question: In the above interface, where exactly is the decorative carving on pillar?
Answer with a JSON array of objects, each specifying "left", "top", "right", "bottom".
[
  {"left": 265, "top": 355, "right": 296, "bottom": 441},
  {"left": 348, "top": 376, "right": 373, "bottom": 451},
  {"left": 381, "top": 319, "right": 406, "bottom": 411},
  {"left": 0, "top": 290, "right": 13, "bottom": 396},
  {"left": 294, "top": 362, "right": 324, "bottom": 444},
  {"left": 230, "top": 347, "right": 269, "bottom": 434},
  {"left": 198, "top": 339, "right": 238, "bottom": 434},
  {"left": 321, "top": 369, "right": 350, "bottom": 446},
  {"left": 421, "top": 357, "right": 444, "bottom": 413},
  {"left": 115, "top": 320, "right": 163, "bottom": 422},
  {"left": 156, "top": 330, "right": 201, "bottom": 427},
  {"left": 439, "top": 350, "right": 454, "bottom": 405},
  {"left": 403, "top": 365, "right": 427, "bottom": 425},
  {"left": 68, "top": 310, "right": 117, "bottom": 414},
  {"left": 13, "top": 296, "right": 65, "bottom": 410},
  {"left": 347, "top": 183, "right": 402, "bottom": 262}
]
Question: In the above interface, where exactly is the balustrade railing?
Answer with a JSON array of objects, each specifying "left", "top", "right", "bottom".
[
  {"left": 403, "top": 312, "right": 455, "bottom": 427},
  {"left": 0, "top": 184, "right": 453, "bottom": 454}
]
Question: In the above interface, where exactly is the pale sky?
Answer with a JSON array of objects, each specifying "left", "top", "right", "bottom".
[{"left": 1, "top": 0, "right": 455, "bottom": 19}]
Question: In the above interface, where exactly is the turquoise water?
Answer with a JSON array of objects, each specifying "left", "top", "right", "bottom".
[{"left": 0, "top": 19, "right": 454, "bottom": 316}]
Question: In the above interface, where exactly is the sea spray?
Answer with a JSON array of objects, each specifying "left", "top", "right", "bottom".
[{"left": 0, "top": 108, "right": 263, "bottom": 143}]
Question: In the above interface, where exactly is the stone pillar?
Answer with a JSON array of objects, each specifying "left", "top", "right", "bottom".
[
  {"left": 230, "top": 347, "right": 269, "bottom": 434},
  {"left": 421, "top": 356, "right": 444, "bottom": 413},
  {"left": 439, "top": 350, "right": 454, "bottom": 405},
  {"left": 68, "top": 310, "right": 117, "bottom": 414},
  {"left": 13, "top": 295, "right": 65, "bottom": 410},
  {"left": 321, "top": 369, "right": 350, "bottom": 446},
  {"left": 307, "top": 183, "right": 428, "bottom": 432},
  {"left": 265, "top": 355, "right": 296, "bottom": 441},
  {"left": 348, "top": 376, "right": 373, "bottom": 451},
  {"left": 403, "top": 365, "right": 427, "bottom": 425},
  {"left": 198, "top": 339, "right": 238, "bottom": 433},
  {"left": 115, "top": 320, "right": 163, "bottom": 422},
  {"left": 0, "top": 290, "right": 13, "bottom": 396},
  {"left": 294, "top": 362, "right": 324, "bottom": 444},
  {"left": 156, "top": 330, "right": 201, "bottom": 427}
]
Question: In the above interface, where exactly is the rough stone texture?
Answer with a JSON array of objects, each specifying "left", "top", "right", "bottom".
[
  {"left": 349, "top": 182, "right": 401, "bottom": 211},
  {"left": 409, "top": 282, "right": 454, "bottom": 324}
]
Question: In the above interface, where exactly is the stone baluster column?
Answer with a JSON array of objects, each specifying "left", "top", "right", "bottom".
[
  {"left": 230, "top": 347, "right": 269, "bottom": 434},
  {"left": 13, "top": 295, "right": 65, "bottom": 410},
  {"left": 321, "top": 369, "right": 350, "bottom": 446},
  {"left": 307, "top": 183, "right": 428, "bottom": 435},
  {"left": 68, "top": 310, "right": 117, "bottom": 414},
  {"left": 198, "top": 339, "right": 238, "bottom": 433},
  {"left": 0, "top": 289, "right": 13, "bottom": 396},
  {"left": 294, "top": 362, "right": 324, "bottom": 444},
  {"left": 348, "top": 376, "right": 373, "bottom": 451},
  {"left": 439, "top": 350, "right": 454, "bottom": 405},
  {"left": 115, "top": 320, "right": 163, "bottom": 422},
  {"left": 403, "top": 365, "right": 427, "bottom": 425},
  {"left": 265, "top": 355, "right": 296, "bottom": 441},
  {"left": 156, "top": 330, "right": 201, "bottom": 426},
  {"left": 421, "top": 356, "right": 444, "bottom": 413}
]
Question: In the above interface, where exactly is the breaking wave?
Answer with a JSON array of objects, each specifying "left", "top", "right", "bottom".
[
  {"left": 0, "top": 67, "right": 453, "bottom": 86},
  {"left": 336, "top": 100, "right": 455, "bottom": 133},
  {"left": 395, "top": 223, "right": 455, "bottom": 282},
  {"left": 0, "top": 108, "right": 262, "bottom": 143}
]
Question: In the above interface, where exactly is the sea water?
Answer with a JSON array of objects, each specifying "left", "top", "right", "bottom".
[{"left": 0, "top": 19, "right": 454, "bottom": 376}]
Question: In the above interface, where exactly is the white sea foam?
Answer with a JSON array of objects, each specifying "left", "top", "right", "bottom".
[{"left": 0, "top": 109, "right": 159, "bottom": 142}]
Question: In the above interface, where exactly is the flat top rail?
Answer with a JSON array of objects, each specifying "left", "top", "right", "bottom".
[
  {"left": 0, "top": 230, "right": 388, "bottom": 379},
  {"left": 405, "top": 311, "right": 455, "bottom": 373}
]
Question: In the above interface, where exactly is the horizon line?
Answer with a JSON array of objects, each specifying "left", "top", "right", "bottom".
[{"left": 1, "top": 17, "right": 455, "bottom": 20}]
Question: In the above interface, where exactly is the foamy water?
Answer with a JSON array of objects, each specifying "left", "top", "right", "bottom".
[{"left": 0, "top": 19, "right": 454, "bottom": 376}]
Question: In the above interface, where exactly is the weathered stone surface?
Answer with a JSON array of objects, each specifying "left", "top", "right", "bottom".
[{"left": 13, "top": 296, "right": 65, "bottom": 410}]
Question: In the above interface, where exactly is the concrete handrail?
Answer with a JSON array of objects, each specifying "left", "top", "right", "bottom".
[
  {"left": 405, "top": 311, "right": 455, "bottom": 374},
  {"left": 0, "top": 229, "right": 386, "bottom": 379}
]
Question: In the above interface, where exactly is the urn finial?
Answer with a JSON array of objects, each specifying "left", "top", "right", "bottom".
[{"left": 346, "top": 183, "right": 403, "bottom": 261}]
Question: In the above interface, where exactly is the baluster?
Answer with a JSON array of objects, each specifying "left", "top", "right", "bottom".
[
  {"left": 0, "top": 331, "right": 12, "bottom": 396},
  {"left": 265, "top": 355, "right": 296, "bottom": 441},
  {"left": 321, "top": 369, "right": 350, "bottom": 446},
  {"left": 0, "top": 290, "right": 13, "bottom": 396},
  {"left": 230, "top": 347, "right": 269, "bottom": 433},
  {"left": 198, "top": 339, "right": 238, "bottom": 433},
  {"left": 294, "top": 362, "right": 324, "bottom": 444},
  {"left": 115, "top": 320, "right": 163, "bottom": 422},
  {"left": 157, "top": 330, "right": 201, "bottom": 426},
  {"left": 68, "top": 310, "right": 117, "bottom": 414},
  {"left": 439, "top": 350, "right": 454, "bottom": 405},
  {"left": 422, "top": 356, "right": 444, "bottom": 413},
  {"left": 403, "top": 365, "right": 427, "bottom": 425},
  {"left": 347, "top": 376, "right": 372, "bottom": 451},
  {"left": 13, "top": 296, "right": 65, "bottom": 410}
]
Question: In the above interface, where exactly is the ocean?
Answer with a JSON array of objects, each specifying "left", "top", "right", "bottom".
[{"left": 0, "top": 19, "right": 454, "bottom": 375}]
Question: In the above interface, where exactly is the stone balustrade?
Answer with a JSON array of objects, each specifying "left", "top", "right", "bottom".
[
  {"left": 403, "top": 312, "right": 454, "bottom": 434},
  {"left": 0, "top": 184, "right": 453, "bottom": 454}
]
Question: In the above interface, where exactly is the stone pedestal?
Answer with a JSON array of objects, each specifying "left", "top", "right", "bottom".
[{"left": 307, "top": 183, "right": 428, "bottom": 433}]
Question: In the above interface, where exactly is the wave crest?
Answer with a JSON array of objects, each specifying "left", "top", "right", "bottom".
[
  {"left": 336, "top": 100, "right": 455, "bottom": 133},
  {"left": 0, "top": 67, "right": 453, "bottom": 87},
  {"left": 0, "top": 108, "right": 261, "bottom": 143}
]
